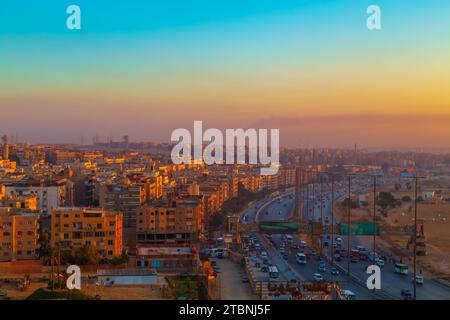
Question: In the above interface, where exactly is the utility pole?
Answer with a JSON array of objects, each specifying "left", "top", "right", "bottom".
[
  {"left": 347, "top": 175, "right": 351, "bottom": 275},
  {"left": 319, "top": 174, "right": 324, "bottom": 255},
  {"left": 413, "top": 176, "right": 418, "bottom": 300},
  {"left": 373, "top": 175, "right": 377, "bottom": 261},
  {"left": 330, "top": 174, "right": 335, "bottom": 264}
]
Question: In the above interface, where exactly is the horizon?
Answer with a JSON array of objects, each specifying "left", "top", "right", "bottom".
[{"left": 1, "top": 0, "right": 450, "bottom": 148}]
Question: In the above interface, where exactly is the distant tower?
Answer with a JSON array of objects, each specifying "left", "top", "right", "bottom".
[
  {"left": 2, "top": 135, "right": 9, "bottom": 160},
  {"left": 123, "top": 135, "right": 129, "bottom": 149}
]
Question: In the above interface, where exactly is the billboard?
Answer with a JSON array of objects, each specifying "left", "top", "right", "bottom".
[
  {"left": 339, "top": 223, "right": 379, "bottom": 235},
  {"left": 259, "top": 222, "right": 298, "bottom": 233}
]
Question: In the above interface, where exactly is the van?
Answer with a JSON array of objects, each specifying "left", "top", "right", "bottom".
[
  {"left": 286, "top": 235, "right": 293, "bottom": 244},
  {"left": 296, "top": 253, "right": 307, "bottom": 264}
]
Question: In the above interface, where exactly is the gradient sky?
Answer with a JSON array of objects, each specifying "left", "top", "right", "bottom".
[{"left": 0, "top": 0, "right": 449, "bottom": 148}]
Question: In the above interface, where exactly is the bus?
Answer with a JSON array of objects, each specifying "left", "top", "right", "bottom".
[
  {"left": 268, "top": 266, "right": 279, "bottom": 279},
  {"left": 296, "top": 253, "right": 307, "bottom": 264},
  {"left": 394, "top": 263, "right": 409, "bottom": 275}
]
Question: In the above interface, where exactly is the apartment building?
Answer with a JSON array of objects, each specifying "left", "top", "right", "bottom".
[
  {"left": 51, "top": 207, "right": 123, "bottom": 259},
  {"left": 136, "top": 196, "right": 203, "bottom": 244},
  {"left": 45, "top": 150, "right": 79, "bottom": 165},
  {"left": 0, "top": 209, "right": 40, "bottom": 261},
  {"left": 5, "top": 179, "right": 69, "bottom": 215},
  {"left": 99, "top": 181, "right": 146, "bottom": 228}
]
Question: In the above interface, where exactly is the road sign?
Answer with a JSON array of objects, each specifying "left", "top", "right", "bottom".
[
  {"left": 340, "top": 223, "right": 379, "bottom": 235},
  {"left": 259, "top": 222, "right": 298, "bottom": 233}
]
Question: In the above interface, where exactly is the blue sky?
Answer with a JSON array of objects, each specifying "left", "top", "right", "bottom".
[{"left": 0, "top": 1, "right": 449, "bottom": 147}]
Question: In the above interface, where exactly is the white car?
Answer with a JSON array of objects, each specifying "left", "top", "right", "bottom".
[
  {"left": 313, "top": 273, "right": 323, "bottom": 281},
  {"left": 412, "top": 275, "right": 424, "bottom": 284}
]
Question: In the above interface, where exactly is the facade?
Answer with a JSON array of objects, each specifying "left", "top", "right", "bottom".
[
  {"left": 5, "top": 180, "right": 69, "bottom": 215},
  {"left": 99, "top": 182, "right": 147, "bottom": 228},
  {"left": 51, "top": 207, "right": 123, "bottom": 258},
  {"left": 136, "top": 196, "right": 204, "bottom": 244},
  {"left": 0, "top": 209, "right": 40, "bottom": 261}
]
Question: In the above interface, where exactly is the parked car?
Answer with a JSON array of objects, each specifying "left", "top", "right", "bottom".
[{"left": 241, "top": 276, "right": 250, "bottom": 283}]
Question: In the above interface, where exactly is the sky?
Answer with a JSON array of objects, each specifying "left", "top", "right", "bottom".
[{"left": 0, "top": 0, "right": 449, "bottom": 148}]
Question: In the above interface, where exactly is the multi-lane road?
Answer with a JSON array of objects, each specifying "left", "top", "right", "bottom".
[{"left": 241, "top": 179, "right": 450, "bottom": 300}]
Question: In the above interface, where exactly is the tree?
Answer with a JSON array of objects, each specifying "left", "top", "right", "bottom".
[{"left": 74, "top": 243, "right": 100, "bottom": 265}]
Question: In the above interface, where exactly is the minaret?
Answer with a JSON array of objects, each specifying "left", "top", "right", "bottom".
[{"left": 2, "top": 135, "right": 9, "bottom": 160}]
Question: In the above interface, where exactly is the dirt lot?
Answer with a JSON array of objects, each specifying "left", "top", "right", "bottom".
[
  {"left": 334, "top": 185, "right": 450, "bottom": 277},
  {"left": 82, "top": 284, "right": 171, "bottom": 300},
  {"left": 0, "top": 280, "right": 48, "bottom": 300}
]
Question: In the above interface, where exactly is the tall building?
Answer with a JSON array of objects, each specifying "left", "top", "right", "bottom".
[
  {"left": 5, "top": 179, "right": 69, "bottom": 215},
  {"left": 1, "top": 135, "right": 9, "bottom": 160},
  {"left": 51, "top": 207, "right": 123, "bottom": 259},
  {"left": 136, "top": 196, "right": 203, "bottom": 244},
  {"left": 0, "top": 209, "right": 40, "bottom": 261}
]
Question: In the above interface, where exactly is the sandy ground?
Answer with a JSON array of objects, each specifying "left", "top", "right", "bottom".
[
  {"left": 83, "top": 284, "right": 171, "bottom": 300},
  {"left": 0, "top": 281, "right": 47, "bottom": 300},
  {"left": 334, "top": 186, "right": 450, "bottom": 277}
]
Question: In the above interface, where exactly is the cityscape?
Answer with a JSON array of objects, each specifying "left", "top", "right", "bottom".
[
  {"left": 1, "top": 137, "right": 450, "bottom": 301},
  {"left": 1, "top": 0, "right": 450, "bottom": 307}
]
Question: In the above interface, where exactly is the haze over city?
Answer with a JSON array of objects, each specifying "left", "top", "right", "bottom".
[{"left": 1, "top": 0, "right": 449, "bottom": 148}]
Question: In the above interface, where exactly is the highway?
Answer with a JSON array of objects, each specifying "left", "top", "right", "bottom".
[{"left": 248, "top": 178, "right": 450, "bottom": 300}]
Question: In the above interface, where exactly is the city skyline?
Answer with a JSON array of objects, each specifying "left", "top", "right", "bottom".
[{"left": 1, "top": 0, "right": 450, "bottom": 147}]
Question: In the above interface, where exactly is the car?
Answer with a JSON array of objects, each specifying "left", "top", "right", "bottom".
[
  {"left": 210, "top": 260, "right": 217, "bottom": 267},
  {"left": 331, "top": 268, "right": 339, "bottom": 276},
  {"left": 323, "top": 241, "right": 329, "bottom": 247},
  {"left": 283, "top": 254, "right": 289, "bottom": 260},
  {"left": 412, "top": 275, "right": 424, "bottom": 284},
  {"left": 351, "top": 257, "right": 359, "bottom": 263},
  {"left": 299, "top": 240, "right": 307, "bottom": 248},
  {"left": 311, "top": 250, "right": 317, "bottom": 256},
  {"left": 313, "top": 273, "right": 323, "bottom": 281},
  {"left": 260, "top": 266, "right": 269, "bottom": 272},
  {"left": 401, "top": 288, "right": 412, "bottom": 298},
  {"left": 261, "top": 251, "right": 268, "bottom": 259},
  {"left": 318, "top": 265, "right": 326, "bottom": 273},
  {"left": 241, "top": 276, "right": 250, "bottom": 283},
  {"left": 319, "top": 261, "right": 326, "bottom": 268},
  {"left": 213, "top": 266, "right": 221, "bottom": 273},
  {"left": 376, "top": 259, "right": 385, "bottom": 267}
]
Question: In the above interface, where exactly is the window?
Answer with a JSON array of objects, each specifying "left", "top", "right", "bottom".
[{"left": 108, "top": 240, "right": 113, "bottom": 245}]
